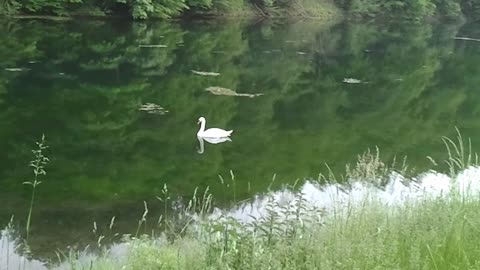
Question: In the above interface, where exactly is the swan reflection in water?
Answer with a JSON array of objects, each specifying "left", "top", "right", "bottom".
[{"left": 197, "top": 136, "right": 231, "bottom": 154}]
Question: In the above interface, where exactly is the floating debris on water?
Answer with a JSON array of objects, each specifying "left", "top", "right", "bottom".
[
  {"left": 191, "top": 70, "right": 220, "bottom": 76},
  {"left": 28, "top": 61, "right": 39, "bottom": 64},
  {"left": 454, "top": 36, "right": 480, "bottom": 42},
  {"left": 297, "top": 51, "right": 307, "bottom": 55},
  {"left": 139, "top": 44, "right": 167, "bottom": 48},
  {"left": 5, "top": 68, "right": 28, "bottom": 72},
  {"left": 205, "top": 86, "right": 264, "bottom": 98},
  {"left": 138, "top": 103, "right": 168, "bottom": 115},
  {"left": 343, "top": 78, "right": 364, "bottom": 84}
]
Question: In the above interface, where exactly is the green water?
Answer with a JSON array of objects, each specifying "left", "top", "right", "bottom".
[{"left": 1, "top": 18, "right": 480, "bottom": 256}]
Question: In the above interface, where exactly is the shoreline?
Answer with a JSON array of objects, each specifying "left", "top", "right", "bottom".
[{"left": 2, "top": 3, "right": 343, "bottom": 22}]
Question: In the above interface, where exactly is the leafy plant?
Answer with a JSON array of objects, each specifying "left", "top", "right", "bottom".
[{"left": 23, "top": 134, "right": 49, "bottom": 241}]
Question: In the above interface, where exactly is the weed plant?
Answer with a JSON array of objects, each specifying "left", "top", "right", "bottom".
[{"left": 23, "top": 135, "right": 49, "bottom": 241}]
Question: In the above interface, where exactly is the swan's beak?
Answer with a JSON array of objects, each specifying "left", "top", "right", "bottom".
[{"left": 197, "top": 120, "right": 200, "bottom": 124}]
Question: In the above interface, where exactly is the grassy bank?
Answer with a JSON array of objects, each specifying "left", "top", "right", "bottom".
[{"left": 57, "top": 185, "right": 480, "bottom": 269}]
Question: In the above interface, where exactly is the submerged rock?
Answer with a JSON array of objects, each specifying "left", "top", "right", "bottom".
[
  {"left": 138, "top": 103, "right": 168, "bottom": 115},
  {"left": 205, "top": 86, "right": 264, "bottom": 98},
  {"left": 454, "top": 37, "right": 480, "bottom": 42},
  {"left": 139, "top": 44, "right": 167, "bottom": 48},
  {"left": 343, "top": 78, "right": 364, "bottom": 84},
  {"left": 191, "top": 70, "right": 220, "bottom": 76},
  {"left": 5, "top": 68, "right": 29, "bottom": 72}
]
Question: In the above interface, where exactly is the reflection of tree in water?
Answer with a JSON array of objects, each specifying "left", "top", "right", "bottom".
[
  {"left": 1, "top": 19, "right": 480, "bottom": 256},
  {"left": 269, "top": 22, "right": 480, "bottom": 175},
  {"left": 0, "top": 20, "right": 251, "bottom": 204}
]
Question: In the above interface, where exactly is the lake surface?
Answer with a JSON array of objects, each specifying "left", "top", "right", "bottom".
[{"left": 1, "top": 18, "right": 480, "bottom": 258}]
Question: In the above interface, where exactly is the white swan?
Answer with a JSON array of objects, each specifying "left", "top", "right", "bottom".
[{"left": 197, "top": 117, "right": 233, "bottom": 138}]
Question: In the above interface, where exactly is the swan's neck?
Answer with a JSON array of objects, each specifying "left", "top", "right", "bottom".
[{"left": 197, "top": 120, "right": 206, "bottom": 135}]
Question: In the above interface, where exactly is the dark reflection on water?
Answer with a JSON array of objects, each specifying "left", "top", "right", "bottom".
[{"left": 0, "top": 18, "right": 480, "bottom": 257}]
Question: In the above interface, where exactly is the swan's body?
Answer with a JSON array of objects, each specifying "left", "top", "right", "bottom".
[
  {"left": 197, "top": 117, "right": 233, "bottom": 138},
  {"left": 202, "top": 137, "right": 232, "bottom": 144},
  {"left": 200, "top": 128, "right": 232, "bottom": 138}
]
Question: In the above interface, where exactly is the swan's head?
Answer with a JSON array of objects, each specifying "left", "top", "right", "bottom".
[{"left": 197, "top": 117, "right": 206, "bottom": 125}]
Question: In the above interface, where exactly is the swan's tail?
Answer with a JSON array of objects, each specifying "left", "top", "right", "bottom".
[{"left": 227, "top": 130, "right": 233, "bottom": 136}]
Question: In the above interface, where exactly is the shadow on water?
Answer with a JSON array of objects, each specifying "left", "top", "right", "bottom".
[{"left": 0, "top": 17, "right": 480, "bottom": 258}]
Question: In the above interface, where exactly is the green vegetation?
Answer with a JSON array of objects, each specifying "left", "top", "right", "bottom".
[
  {"left": 342, "top": 0, "right": 465, "bottom": 20},
  {"left": 1, "top": 0, "right": 479, "bottom": 20},
  {"left": 23, "top": 134, "right": 49, "bottom": 241},
  {"left": 0, "top": 0, "right": 341, "bottom": 19},
  {"left": 58, "top": 191, "right": 480, "bottom": 270}
]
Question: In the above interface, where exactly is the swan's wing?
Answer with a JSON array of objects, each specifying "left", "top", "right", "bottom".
[
  {"left": 204, "top": 128, "right": 227, "bottom": 133},
  {"left": 202, "top": 128, "right": 233, "bottom": 138}
]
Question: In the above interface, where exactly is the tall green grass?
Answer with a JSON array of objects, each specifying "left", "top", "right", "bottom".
[
  {"left": 56, "top": 186, "right": 480, "bottom": 270},
  {"left": 442, "top": 127, "right": 479, "bottom": 177}
]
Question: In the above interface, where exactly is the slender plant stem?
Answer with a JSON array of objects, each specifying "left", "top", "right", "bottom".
[{"left": 25, "top": 184, "right": 36, "bottom": 241}]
